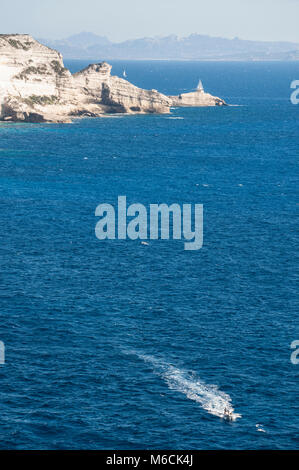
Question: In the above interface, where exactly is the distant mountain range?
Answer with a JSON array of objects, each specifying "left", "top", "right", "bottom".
[{"left": 39, "top": 32, "right": 299, "bottom": 61}]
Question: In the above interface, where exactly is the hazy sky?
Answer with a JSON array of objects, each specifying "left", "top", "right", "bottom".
[{"left": 1, "top": 0, "right": 298, "bottom": 43}]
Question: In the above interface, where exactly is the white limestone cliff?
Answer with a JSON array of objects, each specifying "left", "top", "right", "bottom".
[
  {"left": 72, "top": 63, "right": 172, "bottom": 114},
  {"left": 0, "top": 34, "right": 226, "bottom": 123}
]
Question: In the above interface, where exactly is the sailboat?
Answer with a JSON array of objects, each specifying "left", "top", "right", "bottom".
[
  {"left": 197, "top": 79, "right": 204, "bottom": 92},
  {"left": 123, "top": 70, "right": 127, "bottom": 78}
]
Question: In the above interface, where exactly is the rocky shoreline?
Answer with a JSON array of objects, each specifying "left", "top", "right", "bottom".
[{"left": 0, "top": 34, "right": 227, "bottom": 123}]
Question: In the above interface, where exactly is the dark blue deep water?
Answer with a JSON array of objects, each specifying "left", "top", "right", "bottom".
[{"left": 0, "top": 61, "right": 298, "bottom": 449}]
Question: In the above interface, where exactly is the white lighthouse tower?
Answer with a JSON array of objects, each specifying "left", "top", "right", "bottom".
[{"left": 197, "top": 80, "right": 204, "bottom": 93}]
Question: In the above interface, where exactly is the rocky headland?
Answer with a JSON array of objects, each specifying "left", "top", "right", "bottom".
[
  {"left": 0, "top": 34, "right": 226, "bottom": 123},
  {"left": 169, "top": 90, "right": 226, "bottom": 107}
]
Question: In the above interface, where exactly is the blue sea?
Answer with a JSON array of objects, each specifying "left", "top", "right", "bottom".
[{"left": 0, "top": 61, "right": 298, "bottom": 450}]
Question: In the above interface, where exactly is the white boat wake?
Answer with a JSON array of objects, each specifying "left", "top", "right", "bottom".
[{"left": 125, "top": 350, "right": 241, "bottom": 421}]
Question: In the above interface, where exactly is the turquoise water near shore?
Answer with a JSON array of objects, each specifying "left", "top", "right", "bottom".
[{"left": 0, "top": 61, "right": 298, "bottom": 449}]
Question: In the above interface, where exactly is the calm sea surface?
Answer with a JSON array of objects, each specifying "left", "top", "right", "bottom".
[{"left": 0, "top": 61, "right": 298, "bottom": 449}]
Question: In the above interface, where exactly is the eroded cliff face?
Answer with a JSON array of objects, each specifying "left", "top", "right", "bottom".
[
  {"left": 73, "top": 63, "right": 171, "bottom": 114},
  {"left": 0, "top": 34, "right": 226, "bottom": 123},
  {"left": 0, "top": 34, "right": 171, "bottom": 122},
  {"left": 0, "top": 34, "right": 72, "bottom": 122}
]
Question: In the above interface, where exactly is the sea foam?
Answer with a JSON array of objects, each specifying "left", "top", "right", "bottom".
[{"left": 126, "top": 350, "right": 241, "bottom": 421}]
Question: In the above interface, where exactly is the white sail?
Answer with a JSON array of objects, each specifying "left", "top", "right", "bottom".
[{"left": 123, "top": 70, "right": 127, "bottom": 78}]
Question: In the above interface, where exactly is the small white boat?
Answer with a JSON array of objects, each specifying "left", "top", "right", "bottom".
[
  {"left": 123, "top": 70, "right": 127, "bottom": 78},
  {"left": 223, "top": 409, "right": 233, "bottom": 421},
  {"left": 223, "top": 407, "right": 241, "bottom": 422}
]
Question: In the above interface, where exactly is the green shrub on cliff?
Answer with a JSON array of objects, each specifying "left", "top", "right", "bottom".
[
  {"left": 51, "top": 60, "right": 68, "bottom": 76},
  {"left": 7, "top": 39, "right": 31, "bottom": 50},
  {"left": 23, "top": 95, "right": 59, "bottom": 106},
  {"left": 15, "top": 65, "right": 51, "bottom": 80}
]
